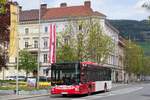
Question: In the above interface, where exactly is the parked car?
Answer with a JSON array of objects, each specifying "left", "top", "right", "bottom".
[
  {"left": 6, "top": 76, "right": 26, "bottom": 81},
  {"left": 26, "top": 76, "right": 50, "bottom": 82},
  {"left": 18, "top": 76, "right": 26, "bottom": 81},
  {"left": 6, "top": 76, "right": 16, "bottom": 80}
]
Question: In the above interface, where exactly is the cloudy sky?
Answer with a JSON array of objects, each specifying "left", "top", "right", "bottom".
[{"left": 12, "top": 0, "right": 150, "bottom": 20}]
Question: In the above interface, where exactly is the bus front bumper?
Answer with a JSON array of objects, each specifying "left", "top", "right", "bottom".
[{"left": 51, "top": 88, "right": 81, "bottom": 95}]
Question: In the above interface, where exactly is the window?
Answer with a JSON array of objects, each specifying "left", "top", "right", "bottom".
[
  {"left": 43, "top": 69, "right": 47, "bottom": 74},
  {"left": 25, "top": 41, "right": 29, "bottom": 48},
  {"left": 45, "top": 26, "right": 48, "bottom": 33},
  {"left": 25, "top": 28, "right": 29, "bottom": 35},
  {"left": 79, "top": 25, "right": 82, "bottom": 31},
  {"left": 32, "top": 53, "right": 38, "bottom": 62},
  {"left": 43, "top": 54, "right": 48, "bottom": 63},
  {"left": 43, "top": 39, "right": 48, "bottom": 49},
  {"left": 15, "top": 57, "right": 17, "bottom": 63},
  {"left": 34, "top": 40, "right": 38, "bottom": 48},
  {"left": 64, "top": 37, "right": 69, "bottom": 44},
  {"left": 51, "top": 63, "right": 80, "bottom": 86},
  {"left": 113, "top": 56, "right": 115, "bottom": 65},
  {"left": 43, "top": 69, "right": 49, "bottom": 76}
]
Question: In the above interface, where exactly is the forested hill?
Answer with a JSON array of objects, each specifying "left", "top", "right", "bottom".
[
  {"left": 109, "top": 20, "right": 150, "bottom": 41},
  {"left": 109, "top": 20, "right": 150, "bottom": 56}
]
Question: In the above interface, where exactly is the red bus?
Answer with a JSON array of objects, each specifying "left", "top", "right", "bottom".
[{"left": 50, "top": 61, "right": 112, "bottom": 96}]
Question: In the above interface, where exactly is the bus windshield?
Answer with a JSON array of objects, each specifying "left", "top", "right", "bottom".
[{"left": 51, "top": 63, "right": 80, "bottom": 86}]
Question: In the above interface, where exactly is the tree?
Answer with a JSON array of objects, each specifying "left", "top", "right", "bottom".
[
  {"left": 0, "top": 47, "right": 7, "bottom": 70},
  {"left": 56, "top": 19, "right": 114, "bottom": 64},
  {"left": 124, "top": 40, "right": 144, "bottom": 75},
  {"left": 18, "top": 50, "right": 37, "bottom": 77},
  {"left": 0, "top": 0, "right": 10, "bottom": 71},
  {"left": 56, "top": 22, "right": 77, "bottom": 62},
  {"left": 0, "top": 0, "right": 7, "bottom": 14},
  {"left": 140, "top": 0, "right": 150, "bottom": 10},
  {"left": 86, "top": 20, "right": 113, "bottom": 64},
  {"left": 142, "top": 56, "right": 150, "bottom": 75}
]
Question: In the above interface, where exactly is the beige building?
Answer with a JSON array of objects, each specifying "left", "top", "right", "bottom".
[{"left": 0, "top": 1, "right": 126, "bottom": 82}]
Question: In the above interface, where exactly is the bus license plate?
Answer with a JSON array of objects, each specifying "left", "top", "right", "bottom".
[{"left": 61, "top": 92, "right": 68, "bottom": 94}]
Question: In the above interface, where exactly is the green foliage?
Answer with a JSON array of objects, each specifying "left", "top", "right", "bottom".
[
  {"left": 0, "top": 0, "right": 9, "bottom": 71},
  {"left": 86, "top": 20, "right": 113, "bottom": 64},
  {"left": 109, "top": 20, "right": 150, "bottom": 40},
  {"left": 0, "top": 0, "right": 7, "bottom": 14},
  {"left": 56, "top": 22, "right": 77, "bottom": 62},
  {"left": 18, "top": 50, "right": 37, "bottom": 77},
  {"left": 109, "top": 20, "right": 150, "bottom": 56},
  {"left": 0, "top": 47, "right": 7, "bottom": 71},
  {"left": 56, "top": 19, "right": 113, "bottom": 64},
  {"left": 142, "top": 56, "right": 150, "bottom": 75},
  {"left": 124, "top": 41, "right": 144, "bottom": 74},
  {"left": 137, "top": 41, "right": 150, "bottom": 56}
]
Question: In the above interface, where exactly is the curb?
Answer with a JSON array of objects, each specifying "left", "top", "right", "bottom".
[{"left": 7, "top": 94, "right": 50, "bottom": 100}]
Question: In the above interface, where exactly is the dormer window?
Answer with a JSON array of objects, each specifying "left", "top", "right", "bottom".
[
  {"left": 45, "top": 26, "right": 48, "bottom": 33},
  {"left": 25, "top": 28, "right": 29, "bottom": 35},
  {"left": 79, "top": 25, "right": 82, "bottom": 31}
]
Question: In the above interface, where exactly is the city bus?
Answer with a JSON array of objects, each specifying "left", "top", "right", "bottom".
[{"left": 51, "top": 61, "right": 112, "bottom": 96}]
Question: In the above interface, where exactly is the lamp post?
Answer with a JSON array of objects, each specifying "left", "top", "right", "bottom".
[
  {"left": 37, "top": 0, "right": 41, "bottom": 89},
  {"left": 16, "top": 3, "right": 19, "bottom": 95}
]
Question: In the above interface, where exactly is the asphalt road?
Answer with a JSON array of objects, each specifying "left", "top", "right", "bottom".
[{"left": 10, "top": 83, "right": 150, "bottom": 100}]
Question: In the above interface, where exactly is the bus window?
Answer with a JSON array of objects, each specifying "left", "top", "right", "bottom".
[{"left": 51, "top": 63, "right": 80, "bottom": 86}]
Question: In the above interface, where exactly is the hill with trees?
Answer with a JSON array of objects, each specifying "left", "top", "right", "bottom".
[{"left": 109, "top": 20, "right": 150, "bottom": 56}]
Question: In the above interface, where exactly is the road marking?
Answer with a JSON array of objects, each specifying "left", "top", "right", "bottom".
[
  {"left": 71, "top": 87, "right": 143, "bottom": 100},
  {"left": 71, "top": 99, "right": 87, "bottom": 100}
]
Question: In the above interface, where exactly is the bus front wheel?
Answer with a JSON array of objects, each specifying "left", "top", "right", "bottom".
[{"left": 62, "top": 94, "right": 67, "bottom": 97}]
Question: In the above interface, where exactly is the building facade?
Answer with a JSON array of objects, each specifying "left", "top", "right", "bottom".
[{"left": 0, "top": 1, "right": 126, "bottom": 82}]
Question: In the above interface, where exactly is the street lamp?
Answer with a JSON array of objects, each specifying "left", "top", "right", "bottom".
[
  {"left": 16, "top": 3, "right": 19, "bottom": 95},
  {"left": 37, "top": 0, "right": 41, "bottom": 89}
]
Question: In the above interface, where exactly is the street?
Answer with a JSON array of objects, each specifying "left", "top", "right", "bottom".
[{"left": 19, "top": 83, "right": 150, "bottom": 100}]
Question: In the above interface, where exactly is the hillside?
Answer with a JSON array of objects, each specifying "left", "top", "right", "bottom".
[{"left": 109, "top": 20, "right": 150, "bottom": 56}]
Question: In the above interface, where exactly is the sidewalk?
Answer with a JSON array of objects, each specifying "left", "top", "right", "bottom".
[{"left": 0, "top": 94, "right": 49, "bottom": 100}]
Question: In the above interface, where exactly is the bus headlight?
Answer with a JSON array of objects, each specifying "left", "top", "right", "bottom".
[
  {"left": 51, "top": 88, "right": 54, "bottom": 92},
  {"left": 75, "top": 87, "right": 80, "bottom": 91}
]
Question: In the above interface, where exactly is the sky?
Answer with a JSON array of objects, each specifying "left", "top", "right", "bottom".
[{"left": 12, "top": 0, "right": 150, "bottom": 20}]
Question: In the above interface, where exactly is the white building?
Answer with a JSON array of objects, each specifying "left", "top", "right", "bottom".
[{"left": 0, "top": 1, "right": 126, "bottom": 82}]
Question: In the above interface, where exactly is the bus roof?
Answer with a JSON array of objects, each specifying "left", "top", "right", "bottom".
[
  {"left": 81, "top": 61, "right": 97, "bottom": 65},
  {"left": 52, "top": 61, "right": 99, "bottom": 65}
]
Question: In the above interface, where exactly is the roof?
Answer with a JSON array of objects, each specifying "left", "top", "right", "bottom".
[
  {"left": 81, "top": 61, "right": 97, "bottom": 65},
  {"left": 105, "top": 20, "right": 120, "bottom": 34},
  {"left": 43, "top": 6, "right": 93, "bottom": 20},
  {"left": 19, "top": 3, "right": 106, "bottom": 22},
  {"left": 19, "top": 10, "right": 39, "bottom": 21}
]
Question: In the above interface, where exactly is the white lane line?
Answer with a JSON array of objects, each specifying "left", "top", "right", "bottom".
[
  {"left": 72, "top": 87, "right": 143, "bottom": 100},
  {"left": 71, "top": 99, "right": 87, "bottom": 100}
]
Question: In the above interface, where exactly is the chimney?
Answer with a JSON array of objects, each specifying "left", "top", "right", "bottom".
[
  {"left": 41, "top": 4, "right": 47, "bottom": 16},
  {"left": 19, "top": 6, "right": 22, "bottom": 11},
  {"left": 84, "top": 1, "right": 91, "bottom": 8},
  {"left": 41, "top": 4, "right": 47, "bottom": 9},
  {"left": 60, "top": 3, "right": 67, "bottom": 7}
]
